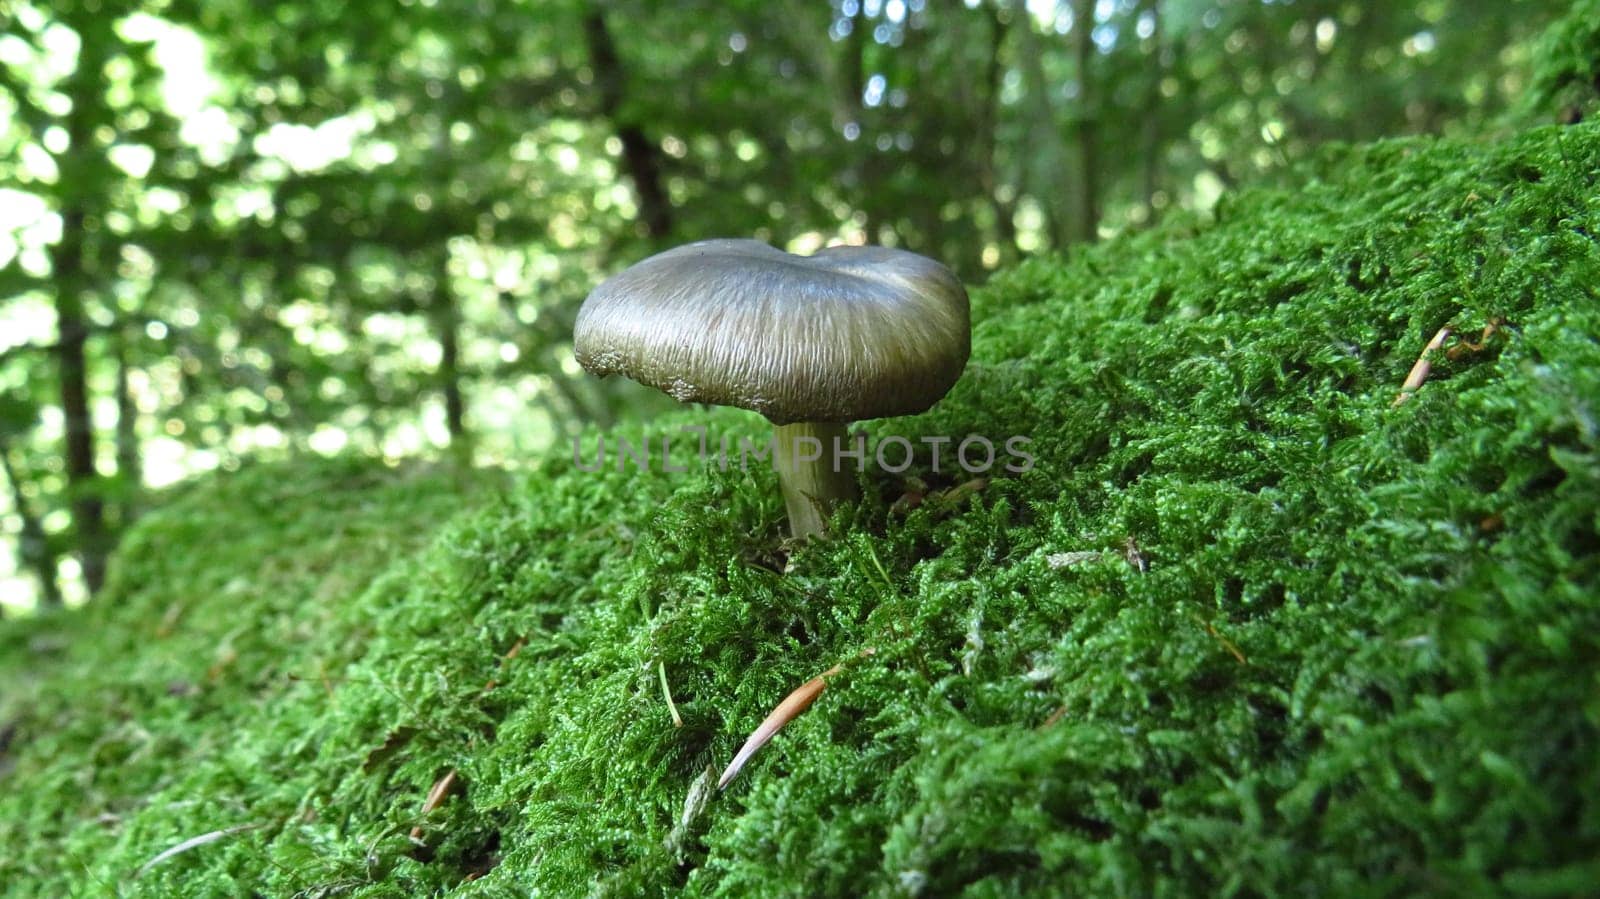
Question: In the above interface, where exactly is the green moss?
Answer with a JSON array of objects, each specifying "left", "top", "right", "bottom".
[
  {"left": 1527, "top": 0, "right": 1600, "bottom": 120},
  {"left": 3, "top": 121, "right": 1598, "bottom": 897},
  {"left": 0, "top": 458, "right": 502, "bottom": 896}
]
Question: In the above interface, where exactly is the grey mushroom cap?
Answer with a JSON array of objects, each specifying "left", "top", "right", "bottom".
[{"left": 573, "top": 239, "right": 970, "bottom": 425}]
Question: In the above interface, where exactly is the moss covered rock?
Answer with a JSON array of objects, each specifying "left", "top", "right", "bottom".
[{"left": 2, "top": 121, "right": 1598, "bottom": 897}]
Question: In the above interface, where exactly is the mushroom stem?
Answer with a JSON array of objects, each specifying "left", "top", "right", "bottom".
[{"left": 772, "top": 421, "right": 859, "bottom": 539}]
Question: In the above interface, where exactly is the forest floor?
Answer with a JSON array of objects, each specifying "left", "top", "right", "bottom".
[{"left": 1, "top": 120, "right": 1597, "bottom": 896}]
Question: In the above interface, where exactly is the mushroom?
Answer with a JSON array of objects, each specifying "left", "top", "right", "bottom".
[{"left": 573, "top": 239, "right": 970, "bottom": 538}]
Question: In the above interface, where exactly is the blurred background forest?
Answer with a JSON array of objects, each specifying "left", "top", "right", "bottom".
[{"left": 0, "top": 0, "right": 1570, "bottom": 612}]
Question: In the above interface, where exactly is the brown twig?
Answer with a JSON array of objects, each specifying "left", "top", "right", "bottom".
[
  {"left": 717, "top": 648, "right": 875, "bottom": 790},
  {"left": 409, "top": 769, "right": 460, "bottom": 840},
  {"left": 890, "top": 476, "right": 928, "bottom": 512},
  {"left": 1201, "top": 619, "right": 1248, "bottom": 665},
  {"left": 1122, "top": 536, "right": 1150, "bottom": 573},
  {"left": 1445, "top": 317, "right": 1504, "bottom": 360},
  {"left": 1392, "top": 325, "right": 1453, "bottom": 407},
  {"left": 1038, "top": 704, "right": 1071, "bottom": 730},
  {"left": 481, "top": 637, "right": 527, "bottom": 694},
  {"left": 937, "top": 477, "right": 989, "bottom": 504}
]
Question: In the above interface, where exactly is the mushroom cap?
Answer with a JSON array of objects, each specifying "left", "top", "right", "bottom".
[{"left": 573, "top": 239, "right": 970, "bottom": 424}]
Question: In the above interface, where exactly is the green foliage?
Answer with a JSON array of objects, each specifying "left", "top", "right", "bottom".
[
  {"left": 0, "top": 0, "right": 1572, "bottom": 609},
  {"left": 3, "top": 119, "right": 1598, "bottom": 895},
  {"left": 1528, "top": 0, "right": 1600, "bottom": 119},
  {"left": 0, "top": 458, "right": 501, "bottom": 895}
]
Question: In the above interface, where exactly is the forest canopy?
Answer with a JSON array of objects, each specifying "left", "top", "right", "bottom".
[{"left": 0, "top": 0, "right": 1576, "bottom": 612}]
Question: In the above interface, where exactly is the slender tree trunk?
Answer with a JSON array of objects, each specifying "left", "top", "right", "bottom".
[
  {"left": 55, "top": 228, "right": 106, "bottom": 595},
  {"left": 1139, "top": 0, "right": 1164, "bottom": 221},
  {"left": 1016, "top": 16, "right": 1071, "bottom": 250},
  {"left": 420, "top": 91, "right": 470, "bottom": 454},
  {"left": 0, "top": 439, "right": 62, "bottom": 607},
  {"left": 267, "top": 353, "right": 307, "bottom": 448},
  {"left": 113, "top": 332, "right": 141, "bottom": 527},
  {"left": 540, "top": 375, "right": 585, "bottom": 431},
  {"left": 54, "top": 10, "right": 114, "bottom": 595},
  {"left": 534, "top": 392, "right": 572, "bottom": 440},
  {"left": 1069, "top": 0, "right": 1099, "bottom": 243},
  {"left": 841, "top": 7, "right": 866, "bottom": 128},
  {"left": 841, "top": 5, "right": 886, "bottom": 243},
  {"left": 550, "top": 368, "right": 615, "bottom": 430},
  {"left": 981, "top": 2, "right": 1019, "bottom": 261},
  {"left": 439, "top": 311, "right": 466, "bottom": 444},
  {"left": 583, "top": 8, "right": 672, "bottom": 240},
  {"left": 898, "top": 16, "right": 943, "bottom": 255},
  {"left": 433, "top": 279, "right": 467, "bottom": 447}
]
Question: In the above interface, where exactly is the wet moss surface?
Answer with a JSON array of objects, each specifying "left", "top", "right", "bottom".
[{"left": 2, "top": 121, "right": 1597, "bottom": 896}]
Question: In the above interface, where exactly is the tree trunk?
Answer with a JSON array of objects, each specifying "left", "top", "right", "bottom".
[
  {"left": 841, "top": 5, "right": 884, "bottom": 243},
  {"left": 1016, "top": 15, "right": 1072, "bottom": 250},
  {"left": 841, "top": 6, "right": 866, "bottom": 127},
  {"left": 432, "top": 257, "right": 468, "bottom": 448},
  {"left": 1139, "top": 0, "right": 1164, "bottom": 221},
  {"left": 440, "top": 313, "right": 466, "bottom": 444},
  {"left": 54, "top": 9, "right": 114, "bottom": 596},
  {"left": 0, "top": 439, "right": 62, "bottom": 607},
  {"left": 550, "top": 367, "right": 614, "bottom": 430},
  {"left": 1069, "top": 0, "right": 1099, "bottom": 243},
  {"left": 981, "top": 3, "right": 1019, "bottom": 260},
  {"left": 113, "top": 332, "right": 141, "bottom": 527},
  {"left": 583, "top": 8, "right": 672, "bottom": 240},
  {"left": 55, "top": 228, "right": 107, "bottom": 596}
]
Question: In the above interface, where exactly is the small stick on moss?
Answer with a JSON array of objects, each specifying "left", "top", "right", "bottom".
[
  {"left": 890, "top": 476, "right": 928, "bottom": 513},
  {"left": 409, "top": 769, "right": 460, "bottom": 840},
  {"left": 481, "top": 637, "right": 527, "bottom": 694},
  {"left": 913, "top": 477, "right": 989, "bottom": 521},
  {"left": 1200, "top": 618, "right": 1248, "bottom": 665},
  {"left": 659, "top": 660, "right": 683, "bottom": 728},
  {"left": 420, "top": 770, "right": 459, "bottom": 816},
  {"left": 206, "top": 645, "right": 238, "bottom": 682},
  {"left": 317, "top": 659, "right": 335, "bottom": 698},
  {"left": 1392, "top": 325, "right": 1452, "bottom": 407},
  {"left": 156, "top": 601, "right": 184, "bottom": 637},
  {"left": 718, "top": 648, "right": 875, "bottom": 790},
  {"left": 664, "top": 764, "right": 717, "bottom": 858},
  {"left": 1444, "top": 317, "right": 1504, "bottom": 360},
  {"left": 135, "top": 823, "right": 264, "bottom": 877},
  {"left": 1038, "top": 704, "right": 1071, "bottom": 730},
  {"left": 1122, "top": 536, "right": 1149, "bottom": 573},
  {"left": 936, "top": 477, "right": 989, "bottom": 505},
  {"left": 1047, "top": 550, "right": 1103, "bottom": 569}
]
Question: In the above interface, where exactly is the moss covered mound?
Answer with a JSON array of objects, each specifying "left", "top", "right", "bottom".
[{"left": 4, "top": 122, "right": 1599, "bottom": 896}]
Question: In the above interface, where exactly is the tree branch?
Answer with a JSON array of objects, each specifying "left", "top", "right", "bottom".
[{"left": 582, "top": 7, "right": 673, "bottom": 240}]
